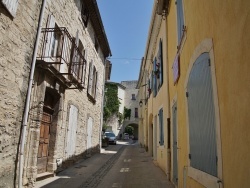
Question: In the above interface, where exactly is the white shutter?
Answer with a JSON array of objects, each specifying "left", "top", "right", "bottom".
[
  {"left": 44, "top": 15, "right": 55, "bottom": 62},
  {"left": 1, "top": 0, "right": 19, "bottom": 17},
  {"left": 88, "top": 62, "right": 93, "bottom": 95},
  {"left": 87, "top": 117, "right": 93, "bottom": 152},
  {"left": 66, "top": 105, "right": 78, "bottom": 158}
]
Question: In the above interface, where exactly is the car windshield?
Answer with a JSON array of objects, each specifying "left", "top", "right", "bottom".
[{"left": 105, "top": 132, "right": 115, "bottom": 137}]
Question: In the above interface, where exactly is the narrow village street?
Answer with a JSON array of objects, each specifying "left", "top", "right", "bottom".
[{"left": 35, "top": 140, "right": 174, "bottom": 188}]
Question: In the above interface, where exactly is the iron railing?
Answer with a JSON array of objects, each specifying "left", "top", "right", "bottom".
[{"left": 37, "top": 27, "right": 86, "bottom": 89}]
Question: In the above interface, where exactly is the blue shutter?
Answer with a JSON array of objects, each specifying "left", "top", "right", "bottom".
[
  {"left": 153, "top": 58, "right": 157, "bottom": 97},
  {"left": 187, "top": 53, "right": 217, "bottom": 176},
  {"left": 159, "top": 108, "right": 164, "bottom": 145},
  {"left": 177, "top": 0, "right": 184, "bottom": 43},
  {"left": 158, "top": 40, "right": 163, "bottom": 86}
]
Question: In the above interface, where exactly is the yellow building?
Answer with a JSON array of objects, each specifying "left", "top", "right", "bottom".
[{"left": 138, "top": 0, "right": 250, "bottom": 187}]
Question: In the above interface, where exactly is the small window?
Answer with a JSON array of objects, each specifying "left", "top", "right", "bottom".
[
  {"left": 131, "top": 94, "right": 136, "bottom": 100},
  {"left": 81, "top": 2, "right": 89, "bottom": 27},
  {"left": 88, "top": 62, "right": 98, "bottom": 101},
  {"left": 135, "top": 108, "right": 138, "bottom": 118}
]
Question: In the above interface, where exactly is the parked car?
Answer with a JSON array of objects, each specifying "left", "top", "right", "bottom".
[
  {"left": 123, "top": 133, "right": 129, "bottom": 140},
  {"left": 104, "top": 132, "right": 117, "bottom": 145}
]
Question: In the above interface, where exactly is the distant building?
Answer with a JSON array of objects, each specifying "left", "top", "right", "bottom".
[{"left": 104, "top": 81, "right": 139, "bottom": 139}]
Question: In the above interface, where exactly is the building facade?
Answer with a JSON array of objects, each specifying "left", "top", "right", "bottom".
[
  {"left": 104, "top": 81, "right": 139, "bottom": 139},
  {"left": 0, "top": 0, "right": 111, "bottom": 187},
  {"left": 138, "top": 0, "right": 250, "bottom": 188}
]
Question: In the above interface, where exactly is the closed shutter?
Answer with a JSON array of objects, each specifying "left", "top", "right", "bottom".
[
  {"left": 177, "top": 0, "right": 184, "bottom": 43},
  {"left": 87, "top": 117, "right": 93, "bottom": 151},
  {"left": 153, "top": 58, "right": 157, "bottom": 97},
  {"left": 158, "top": 40, "right": 163, "bottom": 86},
  {"left": 1, "top": 0, "right": 19, "bottom": 17},
  {"left": 172, "top": 103, "right": 178, "bottom": 185},
  {"left": 88, "top": 62, "right": 93, "bottom": 95},
  {"left": 94, "top": 71, "right": 98, "bottom": 98},
  {"left": 66, "top": 105, "right": 78, "bottom": 158},
  {"left": 159, "top": 108, "right": 164, "bottom": 145},
  {"left": 187, "top": 52, "right": 217, "bottom": 176}
]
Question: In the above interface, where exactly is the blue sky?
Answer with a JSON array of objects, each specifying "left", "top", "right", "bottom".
[{"left": 97, "top": 0, "right": 154, "bottom": 83}]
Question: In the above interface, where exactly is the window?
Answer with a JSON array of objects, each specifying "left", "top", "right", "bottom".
[
  {"left": 71, "top": 33, "right": 86, "bottom": 86},
  {"left": 153, "top": 58, "right": 158, "bottom": 97},
  {"left": 87, "top": 61, "right": 98, "bottom": 101},
  {"left": 131, "top": 94, "right": 136, "bottom": 100},
  {"left": 159, "top": 108, "right": 164, "bottom": 146},
  {"left": 1, "top": 0, "right": 19, "bottom": 17},
  {"left": 135, "top": 108, "right": 138, "bottom": 118},
  {"left": 187, "top": 53, "right": 217, "bottom": 176},
  {"left": 81, "top": 2, "right": 89, "bottom": 27},
  {"left": 176, "top": 0, "right": 185, "bottom": 44},
  {"left": 94, "top": 37, "right": 99, "bottom": 52},
  {"left": 157, "top": 40, "right": 163, "bottom": 87}
]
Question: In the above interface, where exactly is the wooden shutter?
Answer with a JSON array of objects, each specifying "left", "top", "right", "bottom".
[
  {"left": 159, "top": 108, "right": 164, "bottom": 145},
  {"left": 177, "top": 0, "right": 184, "bottom": 43},
  {"left": 153, "top": 58, "right": 158, "bottom": 97},
  {"left": 94, "top": 71, "right": 98, "bottom": 98},
  {"left": 158, "top": 40, "right": 163, "bottom": 86},
  {"left": 66, "top": 105, "right": 78, "bottom": 158},
  {"left": 187, "top": 53, "right": 217, "bottom": 176},
  {"left": 88, "top": 62, "right": 93, "bottom": 95},
  {"left": 1, "top": 0, "right": 19, "bottom": 17},
  {"left": 87, "top": 117, "right": 93, "bottom": 151}
]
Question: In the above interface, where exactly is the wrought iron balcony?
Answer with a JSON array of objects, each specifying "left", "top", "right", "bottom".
[{"left": 36, "top": 27, "right": 86, "bottom": 89}]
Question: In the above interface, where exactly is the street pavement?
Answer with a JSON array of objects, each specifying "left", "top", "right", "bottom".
[{"left": 35, "top": 140, "right": 174, "bottom": 188}]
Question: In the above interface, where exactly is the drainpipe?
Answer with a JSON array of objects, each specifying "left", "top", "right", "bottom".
[{"left": 18, "top": 0, "right": 47, "bottom": 187}]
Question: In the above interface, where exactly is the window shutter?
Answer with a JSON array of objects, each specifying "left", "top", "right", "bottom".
[
  {"left": 71, "top": 30, "right": 79, "bottom": 77},
  {"left": 177, "top": 0, "right": 184, "bottom": 43},
  {"left": 153, "top": 58, "right": 157, "bottom": 97},
  {"left": 159, "top": 108, "right": 164, "bottom": 145},
  {"left": 94, "top": 71, "right": 98, "bottom": 98},
  {"left": 1, "top": 0, "right": 19, "bottom": 17},
  {"left": 158, "top": 40, "right": 163, "bottom": 86},
  {"left": 44, "top": 15, "right": 55, "bottom": 62},
  {"left": 88, "top": 62, "right": 93, "bottom": 95}
]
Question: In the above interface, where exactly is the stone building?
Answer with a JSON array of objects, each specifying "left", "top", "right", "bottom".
[
  {"left": 104, "top": 81, "right": 139, "bottom": 139},
  {"left": 0, "top": 0, "right": 111, "bottom": 187},
  {"left": 0, "top": 1, "right": 42, "bottom": 187}
]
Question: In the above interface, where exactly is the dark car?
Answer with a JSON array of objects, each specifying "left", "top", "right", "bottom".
[{"left": 104, "top": 132, "right": 117, "bottom": 145}]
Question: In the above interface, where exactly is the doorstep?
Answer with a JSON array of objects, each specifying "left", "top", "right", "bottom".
[{"left": 36, "top": 172, "right": 54, "bottom": 181}]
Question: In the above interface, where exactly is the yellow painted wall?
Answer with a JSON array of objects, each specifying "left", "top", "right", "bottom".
[{"left": 167, "top": 0, "right": 250, "bottom": 187}]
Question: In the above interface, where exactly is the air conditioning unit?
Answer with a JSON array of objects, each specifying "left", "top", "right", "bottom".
[{"left": 157, "top": 0, "right": 169, "bottom": 15}]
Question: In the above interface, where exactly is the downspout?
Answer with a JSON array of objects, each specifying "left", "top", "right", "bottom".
[
  {"left": 99, "top": 59, "right": 107, "bottom": 149},
  {"left": 18, "top": 0, "right": 47, "bottom": 187}
]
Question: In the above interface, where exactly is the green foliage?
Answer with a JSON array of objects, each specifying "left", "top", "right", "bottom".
[
  {"left": 125, "top": 126, "right": 134, "bottom": 135},
  {"left": 118, "top": 112, "right": 124, "bottom": 124},
  {"left": 124, "top": 107, "right": 131, "bottom": 120},
  {"left": 103, "top": 83, "right": 120, "bottom": 122}
]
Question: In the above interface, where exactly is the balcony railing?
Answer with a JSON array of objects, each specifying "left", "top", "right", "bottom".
[{"left": 36, "top": 27, "right": 86, "bottom": 89}]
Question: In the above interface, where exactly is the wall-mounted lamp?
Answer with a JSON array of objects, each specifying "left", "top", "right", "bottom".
[{"left": 139, "top": 99, "right": 147, "bottom": 107}]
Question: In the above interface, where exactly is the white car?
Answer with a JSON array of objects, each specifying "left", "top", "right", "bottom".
[{"left": 123, "top": 133, "right": 129, "bottom": 140}]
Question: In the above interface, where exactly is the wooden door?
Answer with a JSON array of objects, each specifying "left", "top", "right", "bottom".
[{"left": 37, "top": 112, "right": 51, "bottom": 174}]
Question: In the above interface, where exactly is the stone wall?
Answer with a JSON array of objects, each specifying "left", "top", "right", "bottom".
[
  {"left": 0, "top": 0, "right": 41, "bottom": 187},
  {"left": 21, "top": 0, "right": 106, "bottom": 186}
]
